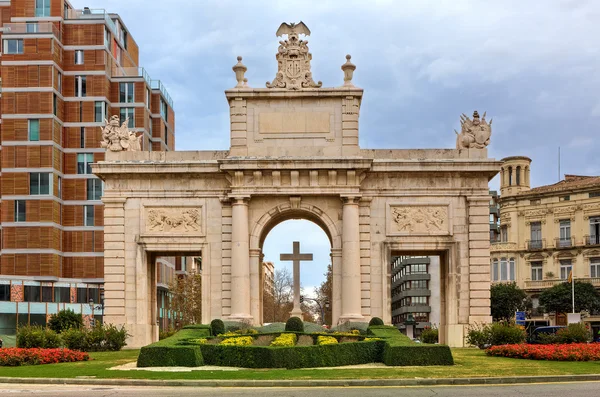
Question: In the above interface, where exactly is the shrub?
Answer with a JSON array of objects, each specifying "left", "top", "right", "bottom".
[
  {"left": 47, "top": 310, "right": 83, "bottom": 334},
  {"left": 0, "top": 348, "right": 89, "bottom": 366},
  {"left": 137, "top": 327, "right": 207, "bottom": 367},
  {"left": 334, "top": 321, "right": 369, "bottom": 333},
  {"left": 317, "top": 335, "right": 338, "bottom": 345},
  {"left": 419, "top": 326, "right": 438, "bottom": 344},
  {"left": 285, "top": 317, "right": 304, "bottom": 332},
  {"left": 210, "top": 319, "right": 225, "bottom": 336},
  {"left": 466, "top": 322, "right": 525, "bottom": 349},
  {"left": 557, "top": 323, "right": 590, "bottom": 344},
  {"left": 61, "top": 328, "right": 86, "bottom": 351},
  {"left": 16, "top": 326, "right": 60, "bottom": 349},
  {"left": 219, "top": 336, "right": 253, "bottom": 346},
  {"left": 270, "top": 333, "right": 297, "bottom": 347},
  {"left": 383, "top": 344, "right": 454, "bottom": 366},
  {"left": 486, "top": 343, "right": 600, "bottom": 361},
  {"left": 369, "top": 317, "right": 384, "bottom": 326},
  {"left": 59, "top": 324, "right": 129, "bottom": 352},
  {"left": 159, "top": 328, "right": 177, "bottom": 340}
]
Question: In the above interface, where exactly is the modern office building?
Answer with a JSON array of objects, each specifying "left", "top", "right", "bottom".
[
  {"left": 0, "top": 1, "right": 175, "bottom": 335},
  {"left": 491, "top": 156, "right": 600, "bottom": 328}
]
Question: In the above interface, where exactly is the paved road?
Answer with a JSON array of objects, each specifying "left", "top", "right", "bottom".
[{"left": 2, "top": 382, "right": 600, "bottom": 396}]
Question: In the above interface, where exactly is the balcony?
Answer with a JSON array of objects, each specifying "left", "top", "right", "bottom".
[
  {"left": 555, "top": 237, "right": 574, "bottom": 249},
  {"left": 151, "top": 80, "right": 174, "bottom": 109},
  {"left": 525, "top": 277, "right": 600, "bottom": 290},
  {"left": 490, "top": 241, "right": 517, "bottom": 252},
  {"left": 585, "top": 235, "right": 600, "bottom": 246},
  {"left": 2, "top": 22, "right": 59, "bottom": 37},
  {"left": 112, "top": 66, "right": 152, "bottom": 87},
  {"left": 489, "top": 205, "right": 499, "bottom": 216},
  {"left": 526, "top": 239, "right": 546, "bottom": 250}
]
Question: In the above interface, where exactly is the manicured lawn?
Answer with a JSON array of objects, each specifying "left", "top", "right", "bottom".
[{"left": 2, "top": 348, "right": 600, "bottom": 380}]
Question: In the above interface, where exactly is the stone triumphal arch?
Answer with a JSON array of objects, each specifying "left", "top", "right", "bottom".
[{"left": 93, "top": 23, "right": 500, "bottom": 348}]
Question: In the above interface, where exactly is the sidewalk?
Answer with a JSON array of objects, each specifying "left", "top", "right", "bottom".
[{"left": 2, "top": 374, "right": 600, "bottom": 388}]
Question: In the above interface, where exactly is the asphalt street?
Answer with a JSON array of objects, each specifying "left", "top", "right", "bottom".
[{"left": 1, "top": 382, "right": 600, "bottom": 396}]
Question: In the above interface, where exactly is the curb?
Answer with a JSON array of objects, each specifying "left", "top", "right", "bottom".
[{"left": 2, "top": 374, "right": 600, "bottom": 387}]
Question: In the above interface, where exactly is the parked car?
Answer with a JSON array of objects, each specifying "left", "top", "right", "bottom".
[{"left": 528, "top": 326, "right": 565, "bottom": 343}]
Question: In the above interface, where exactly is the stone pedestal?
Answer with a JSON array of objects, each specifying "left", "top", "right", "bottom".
[{"left": 340, "top": 196, "right": 364, "bottom": 322}]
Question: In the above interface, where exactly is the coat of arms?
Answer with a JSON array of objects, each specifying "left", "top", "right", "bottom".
[
  {"left": 100, "top": 115, "right": 142, "bottom": 152},
  {"left": 454, "top": 110, "right": 492, "bottom": 149},
  {"left": 266, "top": 22, "right": 322, "bottom": 90}
]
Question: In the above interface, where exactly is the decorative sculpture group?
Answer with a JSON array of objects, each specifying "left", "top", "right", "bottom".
[
  {"left": 455, "top": 110, "right": 492, "bottom": 149},
  {"left": 100, "top": 115, "right": 141, "bottom": 152}
]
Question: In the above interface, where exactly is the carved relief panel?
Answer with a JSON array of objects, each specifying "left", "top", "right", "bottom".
[
  {"left": 387, "top": 204, "right": 451, "bottom": 236},
  {"left": 144, "top": 206, "right": 203, "bottom": 234}
]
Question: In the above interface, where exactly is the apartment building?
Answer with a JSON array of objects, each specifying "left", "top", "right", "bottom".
[
  {"left": 491, "top": 156, "right": 600, "bottom": 327},
  {"left": 0, "top": 1, "right": 175, "bottom": 334}
]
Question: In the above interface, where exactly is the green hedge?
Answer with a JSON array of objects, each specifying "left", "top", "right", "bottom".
[
  {"left": 137, "top": 327, "right": 208, "bottom": 367},
  {"left": 383, "top": 344, "right": 454, "bottom": 366}
]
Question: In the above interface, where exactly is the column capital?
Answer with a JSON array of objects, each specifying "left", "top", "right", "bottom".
[
  {"left": 228, "top": 195, "right": 251, "bottom": 205},
  {"left": 340, "top": 195, "right": 361, "bottom": 204}
]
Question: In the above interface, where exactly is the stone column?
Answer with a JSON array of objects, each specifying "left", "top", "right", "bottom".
[
  {"left": 340, "top": 196, "right": 364, "bottom": 322},
  {"left": 249, "top": 248, "right": 261, "bottom": 323},
  {"left": 331, "top": 248, "right": 342, "bottom": 325},
  {"left": 229, "top": 197, "right": 252, "bottom": 321}
]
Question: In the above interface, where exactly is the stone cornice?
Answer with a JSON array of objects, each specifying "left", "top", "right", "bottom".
[{"left": 224, "top": 87, "right": 364, "bottom": 100}]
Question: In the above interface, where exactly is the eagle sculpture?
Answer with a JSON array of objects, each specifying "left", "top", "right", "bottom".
[{"left": 275, "top": 21, "right": 311, "bottom": 37}]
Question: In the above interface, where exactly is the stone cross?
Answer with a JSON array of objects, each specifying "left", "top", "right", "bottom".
[{"left": 280, "top": 241, "right": 313, "bottom": 318}]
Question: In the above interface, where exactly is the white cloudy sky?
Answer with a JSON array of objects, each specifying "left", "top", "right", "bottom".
[{"left": 75, "top": 0, "right": 600, "bottom": 292}]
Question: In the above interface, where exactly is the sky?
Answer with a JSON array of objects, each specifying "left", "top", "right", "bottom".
[{"left": 73, "top": 0, "right": 600, "bottom": 293}]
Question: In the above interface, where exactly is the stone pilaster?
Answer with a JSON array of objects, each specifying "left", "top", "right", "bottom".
[
  {"left": 467, "top": 195, "right": 493, "bottom": 324},
  {"left": 229, "top": 197, "right": 252, "bottom": 321},
  {"left": 359, "top": 198, "right": 372, "bottom": 317},
  {"left": 228, "top": 97, "right": 248, "bottom": 157},
  {"left": 340, "top": 196, "right": 364, "bottom": 322},
  {"left": 102, "top": 197, "right": 127, "bottom": 327},
  {"left": 341, "top": 96, "right": 360, "bottom": 156}
]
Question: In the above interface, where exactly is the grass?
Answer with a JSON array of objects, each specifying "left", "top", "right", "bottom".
[{"left": 2, "top": 348, "right": 600, "bottom": 380}]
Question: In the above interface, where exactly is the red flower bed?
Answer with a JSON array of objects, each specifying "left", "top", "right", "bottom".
[
  {"left": 0, "top": 348, "right": 90, "bottom": 366},
  {"left": 486, "top": 343, "right": 600, "bottom": 361}
]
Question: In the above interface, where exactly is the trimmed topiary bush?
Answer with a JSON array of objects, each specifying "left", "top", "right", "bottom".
[
  {"left": 137, "top": 327, "right": 208, "bottom": 367},
  {"left": 383, "top": 344, "right": 454, "bottom": 366},
  {"left": 420, "top": 326, "right": 439, "bottom": 344},
  {"left": 369, "top": 317, "right": 384, "bottom": 326},
  {"left": 47, "top": 310, "right": 83, "bottom": 334},
  {"left": 285, "top": 317, "right": 304, "bottom": 332},
  {"left": 210, "top": 319, "right": 225, "bottom": 336}
]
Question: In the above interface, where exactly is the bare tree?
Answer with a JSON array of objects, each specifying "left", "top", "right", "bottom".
[
  {"left": 168, "top": 270, "right": 202, "bottom": 327},
  {"left": 314, "top": 264, "right": 332, "bottom": 325}
]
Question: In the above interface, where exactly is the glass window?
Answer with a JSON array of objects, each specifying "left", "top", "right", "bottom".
[
  {"left": 87, "top": 179, "right": 103, "bottom": 200},
  {"left": 76, "top": 287, "right": 88, "bottom": 304},
  {"left": 104, "top": 26, "right": 110, "bottom": 47},
  {"left": 35, "top": 0, "right": 51, "bottom": 17},
  {"left": 54, "top": 287, "right": 70, "bottom": 303},
  {"left": 80, "top": 127, "right": 85, "bottom": 148},
  {"left": 4, "top": 39, "right": 24, "bottom": 54},
  {"left": 160, "top": 98, "right": 168, "bottom": 121},
  {"left": 500, "top": 258, "right": 507, "bottom": 281},
  {"left": 41, "top": 286, "right": 53, "bottom": 302},
  {"left": 94, "top": 101, "right": 105, "bottom": 123},
  {"left": 560, "top": 259, "right": 572, "bottom": 280},
  {"left": 57, "top": 176, "right": 62, "bottom": 199},
  {"left": 500, "top": 226, "right": 508, "bottom": 242},
  {"left": 75, "top": 50, "right": 84, "bottom": 65},
  {"left": 0, "top": 285, "right": 10, "bottom": 301},
  {"left": 509, "top": 258, "right": 515, "bottom": 281},
  {"left": 531, "top": 261, "right": 543, "bottom": 281},
  {"left": 53, "top": 93, "right": 58, "bottom": 116},
  {"left": 120, "top": 108, "right": 134, "bottom": 128},
  {"left": 77, "top": 153, "right": 93, "bottom": 174},
  {"left": 559, "top": 220, "right": 571, "bottom": 246},
  {"left": 29, "top": 173, "right": 51, "bottom": 195},
  {"left": 75, "top": 76, "right": 86, "bottom": 97},
  {"left": 57, "top": 72, "right": 62, "bottom": 93},
  {"left": 590, "top": 258, "right": 600, "bottom": 278},
  {"left": 508, "top": 166, "right": 513, "bottom": 186},
  {"left": 530, "top": 222, "right": 542, "bottom": 244},
  {"left": 24, "top": 285, "right": 41, "bottom": 302},
  {"left": 164, "top": 125, "right": 168, "bottom": 147},
  {"left": 84, "top": 205, "right": 94, "bottom": 226},
  {"left": 590, "top": 217, "right": 600, "bottom": 245},
  {"left": 26, "top": 22, "right": 39, "bottom": 33},
  {"left": 119, "top": 82, "right": 134, "bottom": 103},
  {"left": 28, "top": 119, "right": 40, "bottom": 141},
  {"left": 146, "top": 88, "right": 150, "bottom": 109},
  {"left": 492, "top": 259, "right": 499, "bottom": 281},
  {"left": 14, "top": 200, "right": 26, "bottom": 222}
]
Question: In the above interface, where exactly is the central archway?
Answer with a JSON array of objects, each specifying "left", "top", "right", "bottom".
[{"left": 249, "top": 201, "right": 342, "bottom": 324}]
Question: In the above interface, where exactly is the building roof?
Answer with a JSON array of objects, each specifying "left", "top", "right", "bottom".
[{"left": 518, "top": 174, "right": 600, "bottom": 196}]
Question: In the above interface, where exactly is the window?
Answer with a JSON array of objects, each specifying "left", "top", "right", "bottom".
[
  {"left": 30, "top": 173, "right": 51, "bottom": 195},
  {"left": 64, "top": 2, "right": 69, "bottom": 18},
  {"left": 75, "top": 75, "right": 86, "bottom": 97},
  {"left": 76, "top": 287, "right": 88, "bottom": 304},
  {"left": 120, "top": 108, "right": 134, "bottom": 128},
  {"left": 57, "top": 176, "right": 62, "bottom": 199},
  {"left": 35, "top": 0, "right": 51, "bottom": 17},
  {"left": 84, "top": 205, "right": 95, "bottom": 226},
  {"left": 74, "top": 50, "right": 84, "bottom": 65},
  {"left": 54, "top": 287, "right": 70, "bottom": 303},
  {"left": 590, "top": 192, "right": 600, "bottom": 198},
  {"left": 123, "top": 30, "right": 128, "bottom": 49},
  {"left": 77, "top": 153, "right": 93, "bottom": 174},
  {"left": 87, "top": 179, "right": 103, "bottom": 200},
  {"left": 119, "top": 82, "right": 134, "bottom": 103},
  {"left": 590, "top": 258, "right": 600, "bottom": 278},
  {"left": 94, "top": 101, "right": 106, "bottom": 122},
  {"left": 0, "top": 284, "right": 10, "bottom": 301},
  {"left": 500, "top": 225, "right": 508, "bottom": 242},
  {"left": 560, "top": 260, "right": 572, "bottom": 280},
  {"left": 146, "top": 88, "right": 150, "bottom": 109},
  {"left": 530, "top": 221, "right": 542, "bottom": 248},
  {"left": 560, "top": 195, "right": 570, "bottom": 201},
  {"left": 531, "top": 262, "right": 543, "bottom": 281},
  {"left": 24, "top": 285, "right": 41, "bottom": 302},
  {"left": 160, "top": 98, "right": 168, "bottom": 121},
  {"left": 530, "top": 199, "right": 541, "bottom": 205},
  {"left": 559, "top": 220, "right": 571, "bottom": 246},
  {"left": 516, "top": 166, "right": 521, "bottom": 185},
  {"left": 164, "top": 125, "right": 168, "bottom": 147},
  {"left": 508, "top": 166, "right": 513, "bottom": 186},
  {"left": 104, "top": 26, "right": 110, "bottom": 48},
  {"left": 26, "top": 22, "right": 39, "bottom": 33},
  {"left": 590, "top": 216, "right": 600, "bottom": 245},
  {"left": 496, "top": 257, "right": 515, "bottom": 281},
  {"left": 80, "top": 127, "right": 85, "bottom": 148},
  {"left": 28, "top": 119, "right": 40, "bottom": 141},
  {"left": 53, "top": 94, "right": 58, "bottom": 116},
  {"left": 14, "top": 200, "right": 26, "bottom": 222},
  {"left": 4, "top": 39, "right": 24, "bottom": 54},
  {"left": 57, "top": 72, "right": 62, "bottom": 93}
]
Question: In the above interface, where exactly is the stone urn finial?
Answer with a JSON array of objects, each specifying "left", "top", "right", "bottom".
[
  {"left": 341, "top": 54, "right": 356, "bottom": 87},
  {"left": 232, "top": 56, "right": 247, "bottom": 88}
]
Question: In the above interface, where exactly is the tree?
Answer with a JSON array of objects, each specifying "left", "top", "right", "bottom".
[
  {"left": 263, "top": 268, "right": 293, "bottom": 322},
  {"left": 490, "top": 282, "right": 528, "bottom": 321},
  {"left": 539, "top": 281, "right": 600, "bottom": 314},
  {"left": 168, "top": 270, "right": 202, "bottom": 327},
  {"left": 314, "top": 264, "right": 332, "bottom": 325}
]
